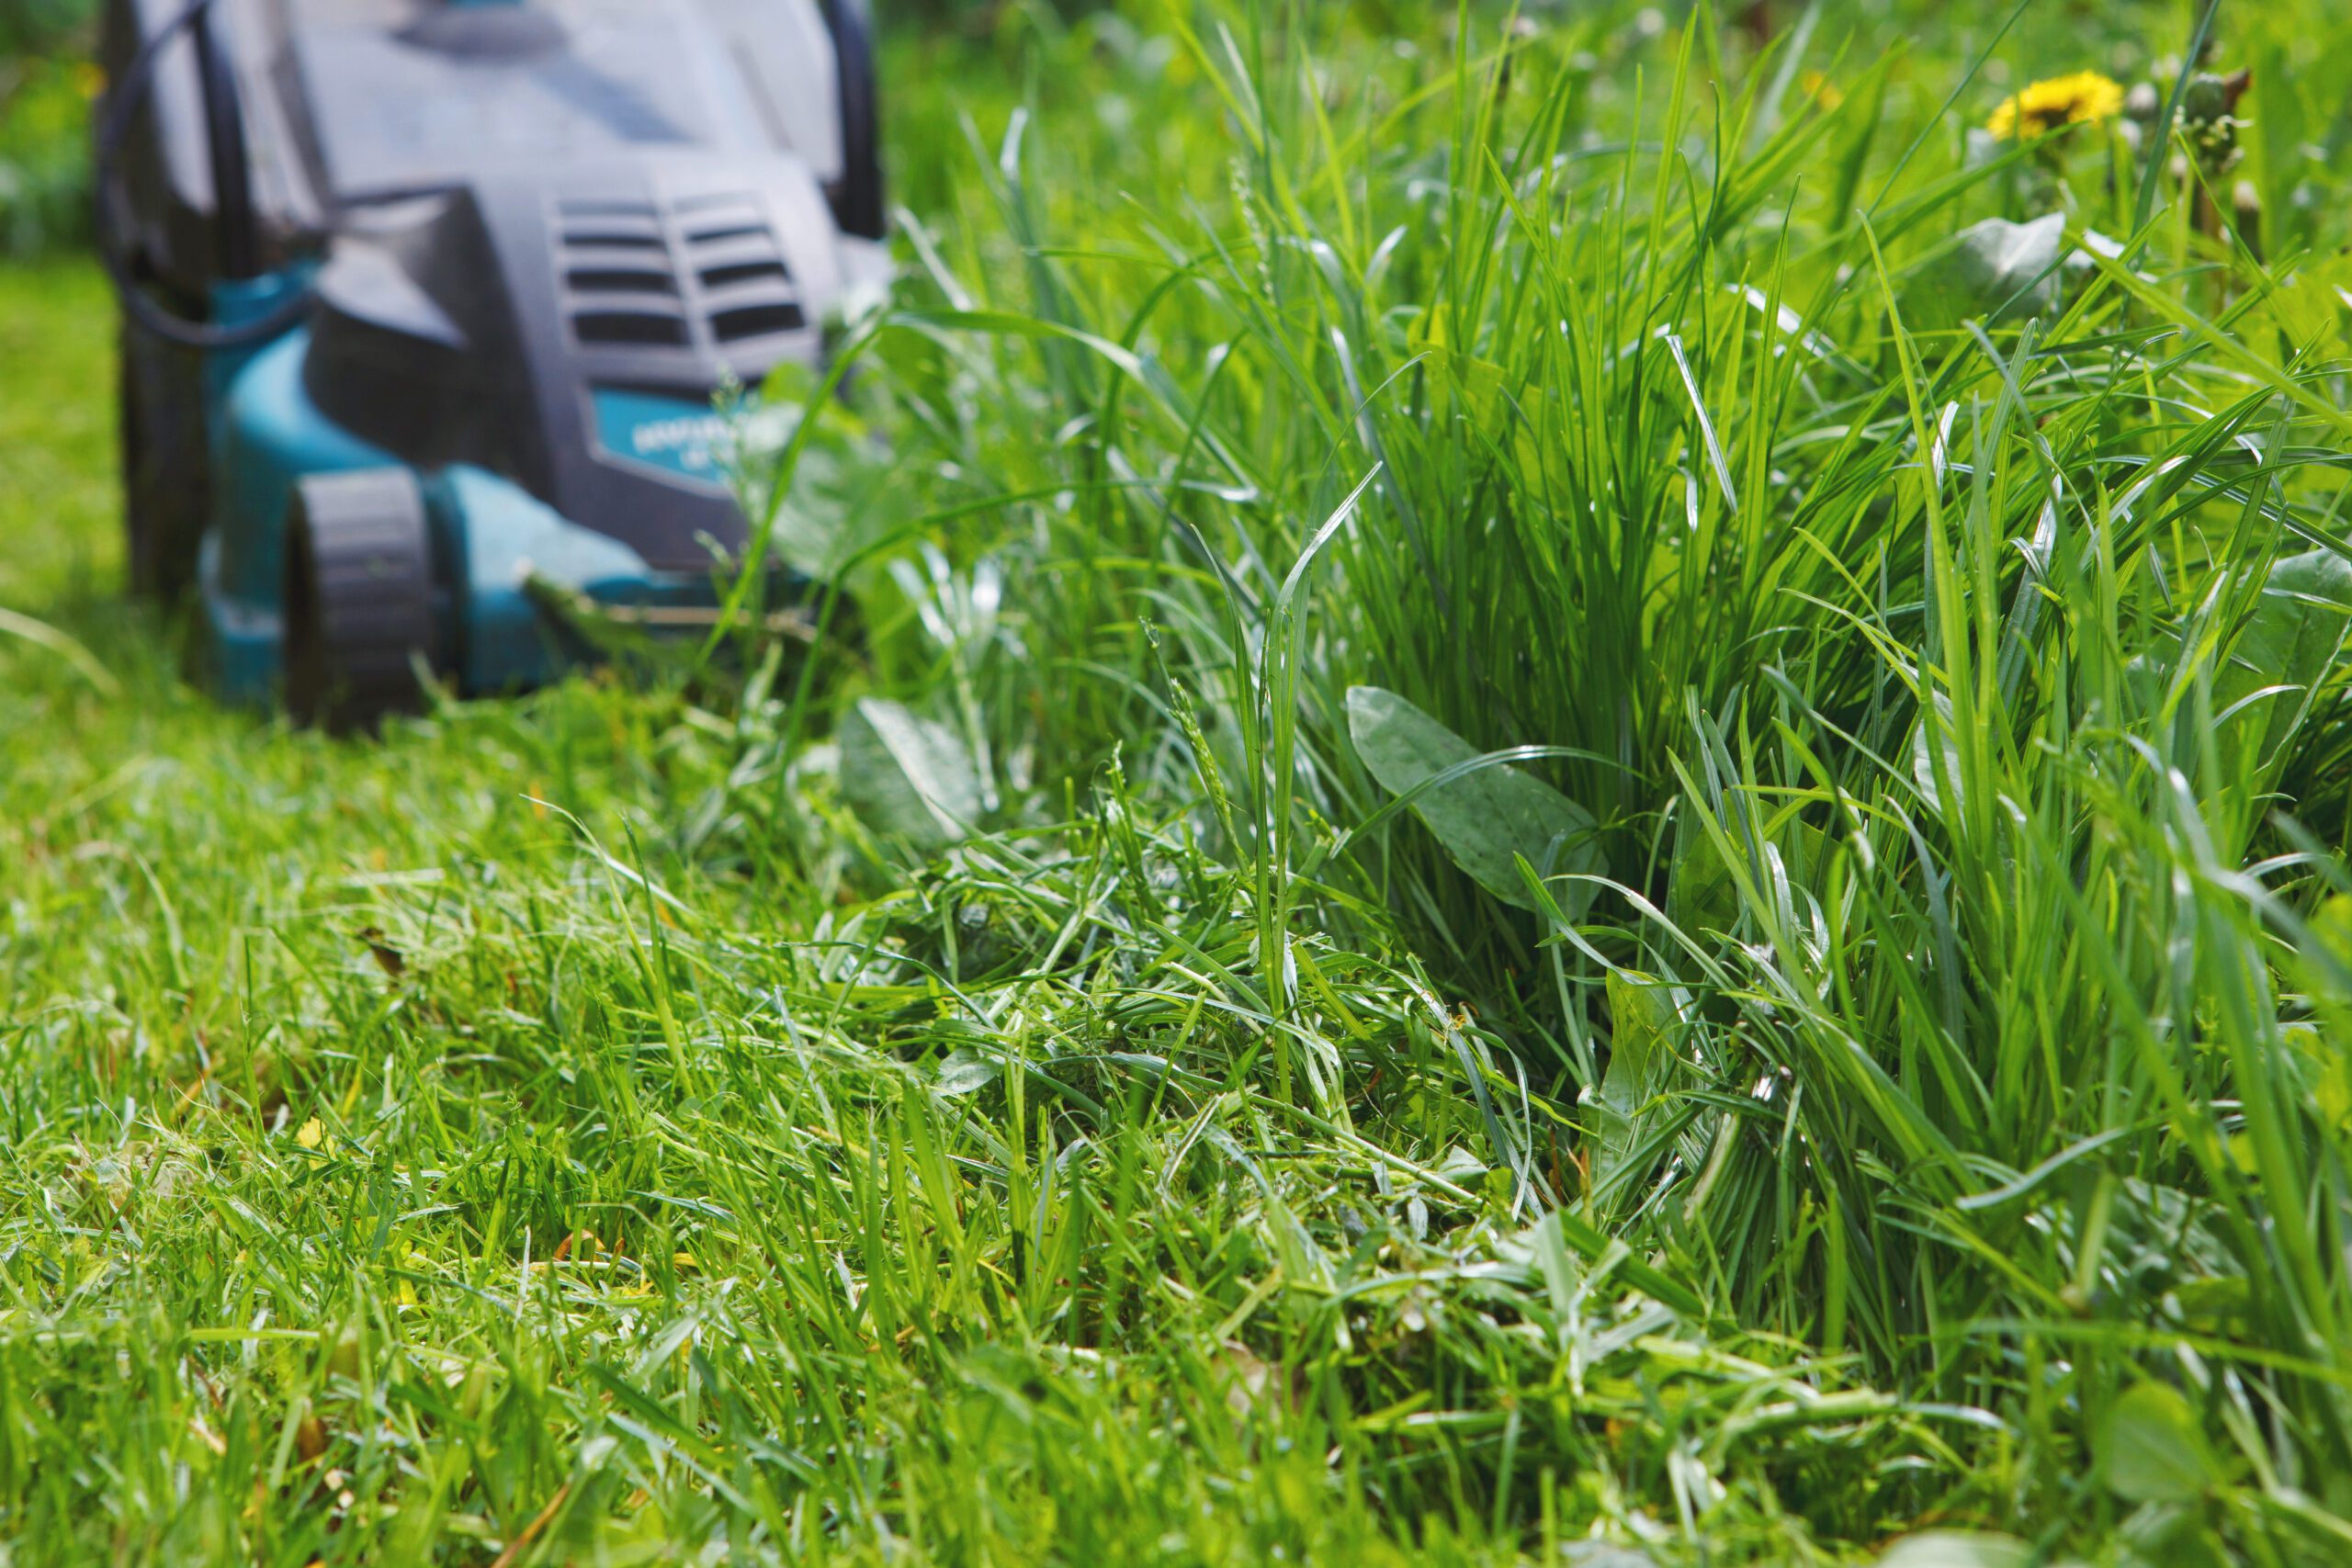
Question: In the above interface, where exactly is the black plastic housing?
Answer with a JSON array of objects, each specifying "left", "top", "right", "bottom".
[
  {"left": 101, "top": 0, "right": 884, "bottom": 572},
  {"left": 304, "top": 154, "right": 851, "bottom": 570}
]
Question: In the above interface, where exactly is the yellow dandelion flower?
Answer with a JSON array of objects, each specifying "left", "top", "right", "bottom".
[
  {"left": 1987, "top": 71, "right": 2126, "bottom": 140},
  {"left": 1799, "top": 70, "right": 1842, "bottom": 111}
]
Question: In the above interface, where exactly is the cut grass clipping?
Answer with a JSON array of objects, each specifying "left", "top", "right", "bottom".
[{"left": 10, "top": 0, "right": 2352, "bottom": 1562}]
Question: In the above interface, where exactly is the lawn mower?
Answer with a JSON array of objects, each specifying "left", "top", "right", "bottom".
[{"left": 97, "top": 0, "right": 885, "bottom": 727}]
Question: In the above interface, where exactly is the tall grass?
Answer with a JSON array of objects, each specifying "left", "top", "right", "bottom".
[{"left": 774, "top": 0, "right": 2352, "bottom": 1555}]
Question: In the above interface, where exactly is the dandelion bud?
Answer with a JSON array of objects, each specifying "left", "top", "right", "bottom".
[
  {"left": 2233, "top": 179, "right": 2265, "bottom": 259},
  {"left": 2181, "top": 69, "right": 2251, "bottom": 133}
]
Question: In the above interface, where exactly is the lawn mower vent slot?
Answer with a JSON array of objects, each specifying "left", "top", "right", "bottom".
[
  {"left": 564, "top": 230, "right": 667, "bottom": 250},
  {"left": 700, "top": 258, "right": 791, "bottom": 289},
  {"left": 711, "top": 302, "right": 807, "bottom": 342},
  {"left": 560, "top": 205, "right": 665, "bottom": 244},
  {"left": 552, "top": 192, "right": 806, "bottom": 352},
  {"left": 566, "top": 265, "right": 681, "bottom": 296},
  {"left": 572, "top": 309, "right": 691, "bottom": 347},
  {"left": 681, "top": 194, "right": 805, "bottom": 344},
  {"left": 558, "top": 198, "right": 688, "bottom": 349},
  {"left": 687, "top": 223, "right": 768, "bottom": 246}
]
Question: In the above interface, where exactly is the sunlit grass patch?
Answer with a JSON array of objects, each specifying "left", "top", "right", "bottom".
[{"left": 8, "top": 0, "right": 2352, "bottom": 1562}]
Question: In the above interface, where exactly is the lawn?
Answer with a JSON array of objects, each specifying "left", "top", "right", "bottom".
[{"left": 8, "top": 1, "right": 2352, "bottom": 1562}]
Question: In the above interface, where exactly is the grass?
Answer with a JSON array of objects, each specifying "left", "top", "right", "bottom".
[
  {"left": 10, "top": 1, "right": 2352, "bottom": 1562},
  {"left": 0, "top": 53, "right": 96, "bottom": 257}
]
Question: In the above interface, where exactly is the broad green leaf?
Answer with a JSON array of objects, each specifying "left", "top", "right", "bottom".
[
  {"left": 2101, "top": 1382, "right": 2223, "bottom": 1505},
  {"left": 1593, "top": 972, "right": 1679, "bottom": 1206},
  {"left": 1424, "top": 347, "right": 1510, "bottom": 429},
  {"left": 2308, "top": 898, "right": 2352, "bottom": 1025},
  {"left": 1668, "top": 818, "right": 1741, "bottom": 934},
  {"left": 1668, "top": 814, "right": 1831, "bottom": 935},
  {"left": 935, "top": 1049, "right": 1001, "bottom": 1097},
  {"left": 2314, "top": 895, "right": 2352, "bottom": 966},
  {"left": 1558, "top": 1546, "right": 1662, "bottom": 1567},
  {"left": 1346, "top": 685, "right": 1600, "bottom": 913},
  {"left": 1901, "top": 214, "right": 2064, "bottom": 332},
  {"left": 2264, "top": 255, "right": 2352, "bottom": 358},
  {"left": 839, "top": 697, "right": 985, "bottom": 852},
  {"left": 2169, "top": 1276, "right": 2253, "bottom": 1337},
  {"left": 1407, "top": 310, "right": 1543, "bottom": 473},
  {"left": 2218, "top": 549, "right": 2352, "bottom": 761},
  {"left": 1875, "top": 1533, "right": 2031, "bottom": 1568}
]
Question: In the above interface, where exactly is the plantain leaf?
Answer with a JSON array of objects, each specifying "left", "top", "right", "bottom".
[
  {"left": 1592, "top": 972, "right": 1679, "bottom": 1209},
  {"left": 935, "top": 1049, "right": 1001, "bottom": 1097},
  {"left": 1874, "top": 1534, "right": 2033, "bottom": 1568},
  {"left": 1668, "top": 819, "right": 1741, "bottom": 935},
  {"left": 839, "top": 697, "right": 984, "bottom": 852},
  {"left": 1902, "top": 214, "right": 2065, "bottom": 332},
  {"left": 1346, "top": 685, "right": 1600, "bottom": 913},
  {"left": 2100, "top": 1382, "right": 2223, "bottom": 1505},
  {"left": 2218, "top": 548, "right": 2352, "bottom": 762}
]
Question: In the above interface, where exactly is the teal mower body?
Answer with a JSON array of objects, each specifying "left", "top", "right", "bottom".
[{"left": 100, "top": 0, "right": 885, "bottom": 725}]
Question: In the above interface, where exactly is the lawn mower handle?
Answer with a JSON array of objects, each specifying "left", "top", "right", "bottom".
[{"left": 95, "top": 0, "right": 306, "bottom": 350}]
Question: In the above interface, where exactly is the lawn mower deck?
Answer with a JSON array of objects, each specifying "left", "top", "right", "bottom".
[{"left": 100, "top": 0, "right": 884, "bottom": 726}]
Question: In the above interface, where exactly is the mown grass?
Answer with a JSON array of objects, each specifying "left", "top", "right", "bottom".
[
  {"left": 10, "top": 1, "right": 2352, "bottom": 1562},
  {"left": 6, "top": 268, "right": 1662, "bottom": 1566}
]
